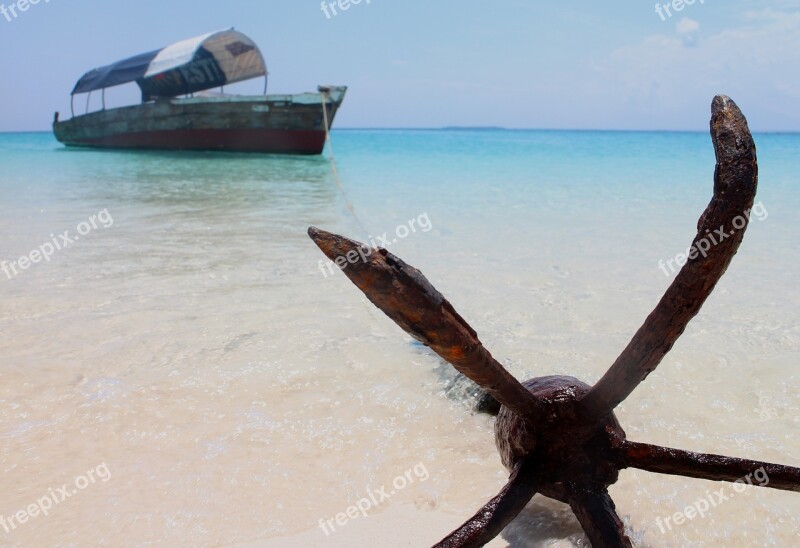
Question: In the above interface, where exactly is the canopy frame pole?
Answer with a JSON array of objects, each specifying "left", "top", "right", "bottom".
[
  {"left": 263, "top": 75, "right": 268, "bottom": 95},
  {"left": 102, "top": 88, "right": 106, "bottom": 111},
  {"left": 85, "top": 91, "right": 92, "bottom": 115},
  {"left": 70, "top": 95, "right": 75, "bottom": 118}
]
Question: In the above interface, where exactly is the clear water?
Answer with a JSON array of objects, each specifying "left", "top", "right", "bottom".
[{"left": 1, "top": 130, "right": 798, "bottom": 546}]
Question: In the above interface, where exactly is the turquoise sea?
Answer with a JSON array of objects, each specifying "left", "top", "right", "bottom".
[{"left": 1, "top": 129, "right": 798, "bottom": 546}]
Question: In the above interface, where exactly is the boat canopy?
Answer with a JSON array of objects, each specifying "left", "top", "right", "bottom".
[{"left": 70, "top": 29, "right": 268, "bottom": 101}]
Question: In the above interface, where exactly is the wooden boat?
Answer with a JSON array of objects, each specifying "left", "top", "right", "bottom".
[{"left": 53, "top": 29, "right": 347, "bottom": 155}]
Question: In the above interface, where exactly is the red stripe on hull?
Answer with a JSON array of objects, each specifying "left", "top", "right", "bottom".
[{"left": 65, "top": 128, "right": 327, "bottom": 155}]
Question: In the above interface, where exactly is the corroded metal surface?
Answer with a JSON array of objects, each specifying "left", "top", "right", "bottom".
[
  {"left": 308, "top": 227, "right": 546, "bottom": 423},
  {"left": 308, "top": 96, "right": 799, "bottom": 546},
  {"left": 494, "top": 377, "right": 625, "bottom": 490},
  {"left": 623, "top": 442, "right": 800, "bottom": 493},
  {"left": 433, "top": 459, "right": 539, "bottom": 548},
  {"left": 581, "top": 96, "right": 759, "bottom": 419}
]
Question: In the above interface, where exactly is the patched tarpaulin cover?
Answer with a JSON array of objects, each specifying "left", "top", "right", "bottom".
[{"left": 70, "top": 29, "right": 267, "bottom": 100}]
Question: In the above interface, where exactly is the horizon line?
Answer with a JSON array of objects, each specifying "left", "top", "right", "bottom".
[{"left": 2, "top": 127, "right": 799, "bottom": 135}]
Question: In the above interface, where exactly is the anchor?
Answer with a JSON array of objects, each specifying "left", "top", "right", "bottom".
[{"left": 308, "top": 96, "right": 800, "bottom": 547}]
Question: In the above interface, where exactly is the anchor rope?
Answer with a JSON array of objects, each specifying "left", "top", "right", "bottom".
[
  {"left": 321, "top": 91, "right": 371, "bottom": 239},
  {"left": 320, "top": 91, "right": 380, "bottom": 323}
]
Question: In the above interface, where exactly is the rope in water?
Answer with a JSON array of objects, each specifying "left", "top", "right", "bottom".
[
  {"left": 320, "top": 91, "right": 379, "bottom": 322},
  {"left": 321, "top": 91, "right": 371, "bottom": 238}
]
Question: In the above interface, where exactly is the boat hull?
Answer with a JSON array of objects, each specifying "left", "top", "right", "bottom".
[{"left": 53, "top": 86, "right": 346, "bottom": 155}]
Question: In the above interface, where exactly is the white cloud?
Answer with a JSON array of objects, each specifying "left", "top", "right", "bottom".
[
  {"left": 585, "top": 8, "right": 800, "bottom": 129},
  {"left": 676, "top": 17, "right": 700, "bottom": 34},
  {"left": 676, "top": 17, "right": 701, "bottom": 46}
]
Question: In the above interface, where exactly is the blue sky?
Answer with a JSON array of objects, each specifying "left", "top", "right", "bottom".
[{"left": 0, "top": 0, "right": 798, "bottom": 131}]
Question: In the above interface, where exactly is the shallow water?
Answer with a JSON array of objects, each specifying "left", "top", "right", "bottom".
[{"left": 0, "top": 130, "right": 798, "bottom": 546}]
